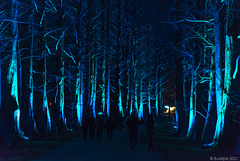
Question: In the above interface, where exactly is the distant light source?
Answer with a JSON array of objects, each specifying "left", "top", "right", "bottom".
[
  {"left": 164, "top": 105, "right": 170, "bottom": 109},
  {"left": 170, "top": 106, "right": 175, "bottom": 112},
  {"left": 164, "top": 106, "right": 175, "bottom": 113},
  {"left": 97, "top": 112, "right": 105, "bottom": 115}
]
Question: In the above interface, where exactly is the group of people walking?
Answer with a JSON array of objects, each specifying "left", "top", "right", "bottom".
[
  {"left": 82, "top": 114, "right": 117, "bottom": 142},
  {"left": 81, "top": 112, "right": 155, "bottom": 151}
]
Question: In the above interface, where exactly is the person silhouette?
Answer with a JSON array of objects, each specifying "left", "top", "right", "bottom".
[
  {"left": 126, "top": 111, "right": 139, "bottom": 151},
  {"left": 82, "top": 114, "right": 89, "bottom": 140},
  {"left": 88, "top": 116, "right": 95, "bottom": 138},
  {"left": 106, "top": 116, "right": 115, "bottom": 142},
  {"left": 117, "top": 114, "right": 124, "bottom": 132},
  {"left": 95, "top": 114, "right": 105, "bottom": 142},
  {"left": 145, "top": 114, "right": 155, "bottom": 150}
]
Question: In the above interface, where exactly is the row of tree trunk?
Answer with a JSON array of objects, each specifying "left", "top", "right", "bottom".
[
  {"left": 174, "top": 0, "right": 240, "bottom": 148},
  {"left": 0, "top": 0, "right": 169, "bottom": 140}
]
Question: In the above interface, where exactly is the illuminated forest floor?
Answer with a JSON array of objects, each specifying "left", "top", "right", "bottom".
[{"left": 0, "top": 118, "right": 237, "bottom": 161}]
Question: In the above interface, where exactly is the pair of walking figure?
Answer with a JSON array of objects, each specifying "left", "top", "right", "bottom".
[
  {"left": 96, "top": 115, "right": 115, "bottom": 142},
  {"left": 126, "top": 112, "right": 154, "bottom": 151}
]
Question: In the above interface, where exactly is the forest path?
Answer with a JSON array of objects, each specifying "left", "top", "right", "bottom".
[{"left": 32, "top": 127, "right": 167, "bottom": 161}]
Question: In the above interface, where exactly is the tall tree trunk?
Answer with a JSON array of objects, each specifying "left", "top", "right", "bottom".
[
  {"left": 107, "top": 52, "right": 110, "bottom": 117},
  {"left": 106, "top": 0, "right": 111, "bottom": 116},
  {"left": 127, "top": 59, "right": 131, "bottom": 115},
  {"left": 187, "top": 55, "right": 196, "bottom": 137},
  {"left": 80, "top": 61, "right": 84, "bottom": 123},
  {"left": 75, "top": 0, "right": 84, "bottom": 126},
  {"left": 80, "top": 59, "right": 84, "bottom": 123},
  {"left": 59, "top": 39, "right": 66, "bottom": 127},
  {"left": 139, "top": 76, "right": 143, "bottom": 118},
  {"left": 134, "top": 54, "right": 138, "bottom": 114},
  {"left": 148, "top": 80, "right": 151, "bottom": 114},
  {"left": 29, "top": 7, "right": 38, "bottom": 134},
  {"left": 76, "top": 63, "right": 81, "bottom": 126},
  {"left": 43, "top": 2, "right": 51, "bottom": 133},
  {"left": 102, "top": 39, "right": 106, "bottom": 114},
  {"left": 212, "top": 0, "right": 226, "bottom": 145},
  {"left": 10, "top": 0, "right": 27, "bottom": 138},
  {"left": 213, "top": 35, "right": 232, "bottom": 144},
  {"left": 101, "top": 0, "right": 106, "bottom": 113},
  {"left": 90, "top": 56, "right": 97, "bottom": 118},
  {"left": 76, "top": 57, "right": 84, "bottom": 126},
  {"left": 117, "top": 0, "right": 124, "bottom": 117},
  {"left": 155, "top": 77, "right": 159, "bottom": 117},
  {"left": 59, "top": 0, "right": 67, "bottom": 128},
  {"left": 132, "top": 24, "right": 138, "bottom": 115},
  {"left": 87, "top": 0, "right": 96, "bottom": 117},
  {"left": 155, "top": 57, "right": 159, "bottom": 117},
  {"left": 183, "top": 58, "right": 187, "bottom": 118},
  {"left": 43, "top": 47, "right": 51, "bottom": 133},
  {"left": 201, "top": 47, "right": 215, "bottom": 143},
  {"left": 124, "top": 0, "right": 130, "bottom": 116},
  {"left": 11, "top": 0, "right": 20, "bottom": 131}
]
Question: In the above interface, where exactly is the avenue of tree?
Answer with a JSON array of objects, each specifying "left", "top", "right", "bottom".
[
  {"left": 1, "top": 0, "right": 240, "bottom": 152},
  {"left": 0, "top": 0, "right": 171, "bottom": 142}
]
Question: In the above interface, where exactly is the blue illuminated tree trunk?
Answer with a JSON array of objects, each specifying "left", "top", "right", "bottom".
[
  {"left": 43, "top": 1, "right": 51, "bottom": 133},
  {"left": 19, "top": 1, "right": 39, "bottom": 137},
  {"left": 132, "top": 20, "right": 139, "bottom": 115},
  {"left": 128, "top": 54, "right": 134, "bottom": 115},
  {"left": 116, "top": 0, "right": 124, "bottom": 117},
  {"left": 138, "top": 46, "right": 144, "bottom": 118},
  {"left": 75, "top": 0, "right": 84, "bottom": 126},
  {"left": 101, "top": 0, "right": 106, "bottom": 113},
  {"left": 126, "top": 57, "right": 132, "bottom": 115},
  {"left": 106, "top": 1, "right": 111, "bottom": 117},
  {"left": 101, "top": 50, "right": 106, "bottom": 114},
  {"left": 123, "top": 0, "right": 131, "bottom": 116},
  {"left": 134, "top": 53, "right": 138, "bottom": 114},
  {"left": 90, "top": 57, "right": 97, "bottom": 118},
  {"left": 201, "top": 48, "right": 215, "bottom": 143},
  {"left": 10, "top": 0, "right": 27, "bottom": 139},
  {"left": 148, "top": 79, "right": 151, "bottom": 114},
  {"left": 58, "top": 0, "right": 67, "bottom": 129},
  {"left": 106, "top": 52, "right": 110, "bottom": 117},
  {"left": 139, "top": 76, "right": 143, "bottom": 118},
  {"left": 213, "top": 0, "right": 233, "bottom": 144},
  {"left": 186, "top": 54, "right": 196, "bottom": 138},
  {"left": 214, "top": 1, "right": 224, "bottom": 144},
  {"left": 29, "top": 8, "right": 38, "bottom": 133},
  {"left": 213, "top": 36, "right": 232, "bottom": 144},
  {"left": 11, "top": 0, "right": 20, "bottom": 133},
  {"left": 146, "top": 39, "right": 151, "bottom": 115},
  {"left": 76, "top": 59, "right": 84, "bottom": 126},
  {"left": 155, "top": 57, "right": 160, "bottom": 117},
  {"left": 87, "top": 0, "right": 96, "bottom": 118},
  {"left": 155, "top": 74, "right": 159, "bottom": 116},
  {"left": 212, "top": 0, "right": 226, "bottom": 145}
]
